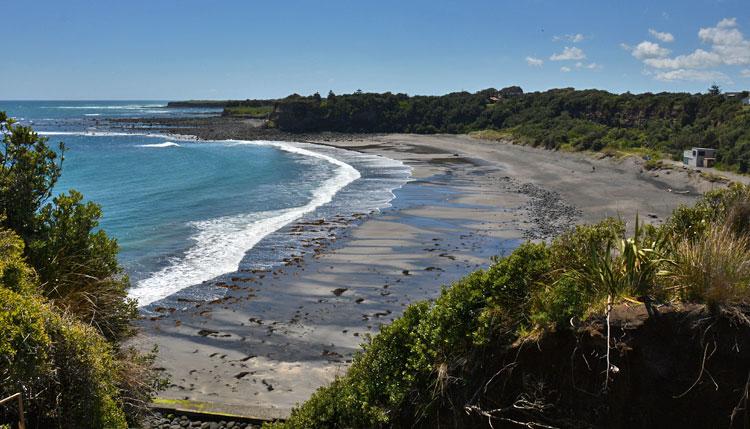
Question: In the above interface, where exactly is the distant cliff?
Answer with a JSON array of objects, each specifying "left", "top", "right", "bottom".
[{"left": 166, "top": 100, "right": 231, "bottom": 108}]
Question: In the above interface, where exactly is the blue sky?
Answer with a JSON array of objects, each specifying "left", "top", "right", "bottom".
[{"left": 1, "top": 0, "right": 749, "bottom": 99}]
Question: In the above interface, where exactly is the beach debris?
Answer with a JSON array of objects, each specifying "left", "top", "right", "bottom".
[
  {"left": 261, "top": 379, "right": 274, "bottom": 391},
  {"left": 322, "top": 349, "right": 343, "bottom": 359},
  {"left": 332, "top": 287, "right": 348, "bottom": 296}
]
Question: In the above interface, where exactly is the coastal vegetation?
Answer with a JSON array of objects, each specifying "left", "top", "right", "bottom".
[
  {"left": 0, "top": 112, "right": 162, "bottom": 428},
  {"left": 222, "top": 105, "right": 275, "bottom": 118},
  {"left": 221, "top": 87, "right": 750, "bottom": 173},
  {"left": 271, "top": 184, "right": 750, "bottom": 428},
  {"left": 166, "top": 100, "right": 232, "bottom": 108}
]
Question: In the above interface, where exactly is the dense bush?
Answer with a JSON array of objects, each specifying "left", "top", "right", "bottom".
[
  {"left": 274, "top": 185, "right": 750, "bottom": 428},
  {"left": 0, "top": 228, "right": 128, "bottom": 428},
  {"left": 29, "top": 191, "right": 135, "bottom": 342},
  {"left": 1, "top": 113, "right": 136, "bottom": 342},
  {"left": 245, "top": 87, "right": 750, "bottom": 172},
  {"left": 0, "top": 112, "right": 160, "bottom": 427}
]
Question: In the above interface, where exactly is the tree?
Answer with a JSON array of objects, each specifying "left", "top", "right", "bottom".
[
  {"left": 30, "top": 191, "right": 136, "bottom": 341},
  {"left": 708, "top": 84, "right": 721, "bottom": 95},
  {"left": 0, "top": 112, "right": 64, "bottom": 243},
  {"left": 0, "top": 112, "right": 134, "bottom": 342},
  {"left": 0, "top": 112, "right": 161, "bottom": 426}
]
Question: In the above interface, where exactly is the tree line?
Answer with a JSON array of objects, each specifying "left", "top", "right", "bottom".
[{"left": 226, "top": 86, "right": 750, "bottom": 172}]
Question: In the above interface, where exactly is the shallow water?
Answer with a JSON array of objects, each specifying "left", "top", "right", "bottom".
[{"left": 0, "top": 101, "right": 411, "bottom": 306}]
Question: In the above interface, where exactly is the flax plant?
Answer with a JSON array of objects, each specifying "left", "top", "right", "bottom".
[{"left": 566, "top": 216, "right": 672, "bottom": 389}]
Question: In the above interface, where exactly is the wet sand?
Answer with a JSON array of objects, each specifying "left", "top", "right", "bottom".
[{"left": 134, "top": 133, "right": 714, "bottom": 417}]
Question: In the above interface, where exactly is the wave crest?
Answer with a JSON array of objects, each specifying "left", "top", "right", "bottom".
[
  {"left": 137, "top": 142, "right": 181, "bottom": 148},
  {"left": 128, "top": 140, "right": 362, "bottom": 306}
]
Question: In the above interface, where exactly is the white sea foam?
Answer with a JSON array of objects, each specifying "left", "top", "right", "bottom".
[
  {"left": 43, "top": 104, "right": 165, "bottom": 110},
  {"left": 128, "top": 140, "right": 362, "bottom": 306},
  {"left": 137, "top": 142, "right": 181, "bottom": 148},
  {"left": 38, "top": 130, "right": 197, "bottom": 140},
  {"left": 40, "top": 131, "right": 138, "bottom": 136}
]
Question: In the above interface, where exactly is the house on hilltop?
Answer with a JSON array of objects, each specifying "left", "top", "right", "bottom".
[
  {"left": 724, "top": 91, "right": 750, "bottom": 104},
  {"left": 683, "top": 147, "right": 717, "bottom": 168},
  {"left": 489, "top": 86, "right": 524, "bottom": 103}
]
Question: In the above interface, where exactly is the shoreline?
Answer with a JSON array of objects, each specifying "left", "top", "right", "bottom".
[
  {"left": 125, "top": 117, "right": 719, "bottom": 416},
  {"left": 130, "top": 139, "right": 374, "bottom": 307}
]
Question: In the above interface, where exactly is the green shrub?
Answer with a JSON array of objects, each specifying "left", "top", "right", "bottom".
[
  {"left": 670, "top": 224, "right": 750, "bottom": 308},
  {"left": 0, "top": 226, "right": 152, "bottom": 428},
  {"left": 278, "top": 303, "right": 430, "bottom": 429},
  {"left": 1, "top": 113, "right": 135, "bottom": 343},
  {"left": 474, "top": 243, "right": 551, "bottom": 341},
  {"left": 0, "top": 113, "right": 158, "bottom": 426},
  {"left": 549, "top": 218, "right": 625, "bottom": 274},
  {"left": 29, "top": 190, "right": 136, "bottom": 342},
  {"left": 665, "top": 183, "right": 750, "bottom": 242},
  {"left": 531, "top": 272, "right": 591, "bottom": 328},
  {"left": 278, "top": 244, "right": 553, "bottom": 428},
  {"left": 0, "top": 288, "right": 128, "bottom": 428},
  {"left": 277, "top": 185, "right": 750, "bottom": 428},
  {"left": 0, "top": 289, "right": 51, "bottom": 392},
  {"left": 0, "top": 227, "right": 37, "bottom": 295}
]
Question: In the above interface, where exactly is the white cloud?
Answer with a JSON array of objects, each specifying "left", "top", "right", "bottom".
[
  {"left": 560, "top": 66, "right": 572, "bottom": 72},
  {"left": 525, "top": 56, "right": 544, "bottom": 67},
  {"left": 654, "top": 69, "right": 732, "bottom": 83},
  {"left": 637, "top": 18, "right": 750, "bottom": 70},
  {"left": 629, "top": 18, "right": 750, "bottom": 84},
  {"left": 554, "top": 33, "right": 585, "bottom": 43},
  {"left": 718, "top": 17, "right": 737, "bottom": 28},
  {"left": 630, "top": 41, "right": 671, "bottom": 59},
  {"left": 575, "top": 62, "right": 603, "bottom": 70},
  {"left": 697, "top": 18, "right": 750, "bottom": 66},
  {"left": 644, "top": 48, "right": 722, "bottom": 68},
  {"left": 550, "top": 46, "right": 586, "bottom": 61},
  {"left": 649, "top": 29, "right": 674, "bottom": 43}
]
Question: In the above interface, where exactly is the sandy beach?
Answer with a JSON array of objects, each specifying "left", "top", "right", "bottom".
[{"left": 133, "top": 131, "right": 719, "bottom": 418}]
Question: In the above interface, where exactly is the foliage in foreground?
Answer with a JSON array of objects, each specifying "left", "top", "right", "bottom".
[
  {"left": 0, "top": 112, "right": 162, "bottom": 428},
  {"left": 0, "top": 228, "right": 127, "bottom": 427},
  {"left": 274, "top": 184, "right": 750, "bottom": 428}
]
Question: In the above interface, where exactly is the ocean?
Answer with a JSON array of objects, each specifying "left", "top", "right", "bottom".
[{"left": 0, "top": 101, "right": 410, "bottom": 307}]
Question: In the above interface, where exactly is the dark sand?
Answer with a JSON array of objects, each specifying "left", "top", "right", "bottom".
[{"left": 131, "top": 130, "right": 722, "bottom": 417}]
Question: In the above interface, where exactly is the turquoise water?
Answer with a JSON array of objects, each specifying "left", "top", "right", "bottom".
[{"left": 0, "top": 101, "right": 410, "bottom": 306}]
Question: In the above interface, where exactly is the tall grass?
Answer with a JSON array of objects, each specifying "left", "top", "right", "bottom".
[{"left": 671, "top": 224, "right": 750, "bottom": 308}]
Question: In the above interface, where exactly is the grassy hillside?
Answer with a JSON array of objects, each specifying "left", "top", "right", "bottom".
[{"left": 269, "top": 184, "right": 750, "bottom": 428}]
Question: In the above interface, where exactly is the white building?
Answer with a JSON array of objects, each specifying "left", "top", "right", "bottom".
[
  {"left": 743, "top": 96, "right": 750, "bottom": 106},
  {"left": 683, "top": 147, "right": 717, "bottom": 168}
]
